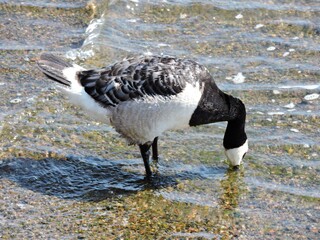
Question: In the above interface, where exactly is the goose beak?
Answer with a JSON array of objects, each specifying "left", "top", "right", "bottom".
[{"left": 232, "top": 165, "right": 240, "bottom": 170}]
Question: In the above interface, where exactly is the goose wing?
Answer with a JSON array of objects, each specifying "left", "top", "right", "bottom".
[{"left": 77, "top": 55, "right": 207, "bottom": 107}]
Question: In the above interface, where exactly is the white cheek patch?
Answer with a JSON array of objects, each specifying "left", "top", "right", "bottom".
[{"left": 225, "top": 140, "right": 248, "bottom": 166}]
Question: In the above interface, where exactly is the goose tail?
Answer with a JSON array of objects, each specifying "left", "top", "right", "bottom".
[
  {"left": 37, "top": 53, "right": 75, "bottom": 86},
  {"left": 37, "top": 53, "right": 86, "bottom": 90}
]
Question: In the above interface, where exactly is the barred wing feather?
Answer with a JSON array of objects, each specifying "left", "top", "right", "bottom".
[{"left": 77, "top": 55, "right": 206, "bottom": 107}]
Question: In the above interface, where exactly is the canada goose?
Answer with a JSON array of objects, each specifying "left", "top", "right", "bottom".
[{"left": 37, "top": 53, "right": 248, "bottom": 176}]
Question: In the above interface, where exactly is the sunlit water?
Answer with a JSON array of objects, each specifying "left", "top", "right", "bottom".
[{"left": 0, "top": 0, "right": 319, "bottom": 238}]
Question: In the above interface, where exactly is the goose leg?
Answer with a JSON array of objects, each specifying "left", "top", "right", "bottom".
[
  {"left": 152, "top": 137, "right": 159, "bottom": 160},
  {"left": 139, "top": 143, "right": 152, "bottom": 176}
]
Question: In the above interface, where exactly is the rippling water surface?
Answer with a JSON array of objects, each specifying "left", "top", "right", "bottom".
[{"left": 0, "top": 0, "right": 319, "bottom": 238}]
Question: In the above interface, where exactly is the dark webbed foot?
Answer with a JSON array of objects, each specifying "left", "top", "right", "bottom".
[
  {"left": 139, "top": 143, "right": 152, "bottom": 177},
  {"left": 152, "top": 137, "right": 159, "bottom": 160}
]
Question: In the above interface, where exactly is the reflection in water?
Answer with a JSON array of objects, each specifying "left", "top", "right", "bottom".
[
  {"left": 165, "top": 167, "right": 247, "bottom": 238},
  {"left": 214, "top": 168, "right": 246, "bottom": 238},
  {"left": 219, "top": 168, "right": 246, "bottom": 210}
]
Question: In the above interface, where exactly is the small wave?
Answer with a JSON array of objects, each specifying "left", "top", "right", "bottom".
[
  {"left": 247, "top": 177, "right": 320, "bottom": 198},
  {"left": 279, "top": 85, "right": 320, "bottom": 90},
  {"left": 66, "top": 15, "right": 106, "bottom": 60}
]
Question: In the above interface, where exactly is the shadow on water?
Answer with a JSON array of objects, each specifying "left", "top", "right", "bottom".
[{"left": 0, "top": 156, "right": 230, "bottom": 202}]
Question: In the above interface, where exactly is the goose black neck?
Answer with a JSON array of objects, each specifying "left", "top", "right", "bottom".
[
  {"left": 189, "top": 87, "right": 247, "bottom": 149},
  {"left": 223, "top": 98, "right": 247, "bottom": 150}
]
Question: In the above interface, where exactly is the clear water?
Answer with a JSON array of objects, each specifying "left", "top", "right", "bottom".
[{"left": 0, "top": 0, "right": 319, "bottom": 238}]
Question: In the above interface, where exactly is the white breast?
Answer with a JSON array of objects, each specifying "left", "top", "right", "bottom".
[{"left": 110, "top": 82, "right": 203, "bottom": 144}]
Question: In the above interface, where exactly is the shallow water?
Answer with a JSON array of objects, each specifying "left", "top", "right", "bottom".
[{"left": 0, "top": 0, "right": 319, "bottom": 239}]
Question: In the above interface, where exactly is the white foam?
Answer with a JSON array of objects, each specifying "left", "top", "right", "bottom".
[
  {"left": 86, "top": 17, "right": 104, "bottom": 34},
  {"left": 127, "top": 19, "right": 138, "bottom": 23},
  {"left": 232, "top": 72, "right": 245, "bottom": 84},
  {"left": 290, "top": 128, "right": 299, "bottom": 133},
  {"left": 180, "top": 13, "right": 187, "bottom": 19},
  {"left": 255, "top": 24, "right": 264, "bottom": 29},
  {"left": 267, "top": 112, "right": 284, "bottom": 115},
  {"left": 65, "top": 14, "right": 105, "bottom": 60}
]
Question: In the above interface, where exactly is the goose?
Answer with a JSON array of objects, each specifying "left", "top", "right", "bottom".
[{"left": 37, "top": 53, "right": 248, "bottom": 176}]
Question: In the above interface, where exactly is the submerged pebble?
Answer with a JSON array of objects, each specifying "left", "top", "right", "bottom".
[
  {"left": 157, "top": 43, "right": 170, "bottom": 47},
  {"left": 267, "top": 46, "right": 276, "bottom": 51},
  {"left": 27, "top": 97, "right": 35, "bottom": 102},
  {"left": 284, "top": 103, "right": 295, "bottom": 109},
  {"left": 290, "top": 128, "right": 299, "bottom": 133},
  {"left": 16, "top": 203, "right": 27, "bottom": 209},
  {"left": 304, "top": 93, "right": 319, "bottom": 101},
  {"left": 10, "top": 98, "right": 22, "bottom": 104},
  {"left": 180, "top": 13, "right": 187, "bottom": 19},
  {"left": 283, "top": 52, "right": 290, "bottom": 57}
]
